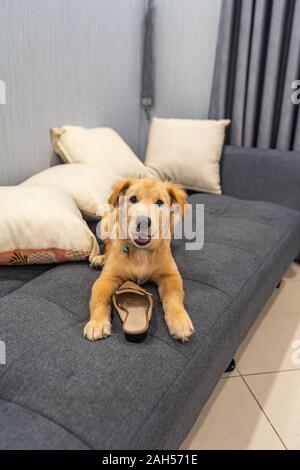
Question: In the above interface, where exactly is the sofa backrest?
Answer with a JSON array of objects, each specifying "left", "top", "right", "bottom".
[{"left": 221, "top": 146, "right": 300, "bottom": 214}]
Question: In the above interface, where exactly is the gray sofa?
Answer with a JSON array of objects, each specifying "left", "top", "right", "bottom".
[{"left": 0, "top": 146, "right": 300, "bottom": 449}]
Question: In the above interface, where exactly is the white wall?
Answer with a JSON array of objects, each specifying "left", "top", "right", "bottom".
[
  {"left": 0, "top": 0, "right": 222, "bottom": 184},
  {"left": 0, "top": 0, "right": 146, "bottom": 185},
  {"left": 140, "top": 0, "right": 222, "bottom": 155}
]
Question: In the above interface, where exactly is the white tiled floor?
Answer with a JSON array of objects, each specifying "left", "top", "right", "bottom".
[{"left": 181, "top": 262, "right": 300, "bottom": 450}]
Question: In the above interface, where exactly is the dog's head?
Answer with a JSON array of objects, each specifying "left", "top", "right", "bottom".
[{"left": 108, "top": 178, "right": 189, "bottom": 249}]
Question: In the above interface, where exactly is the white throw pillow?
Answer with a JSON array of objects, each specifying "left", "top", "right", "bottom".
[
  {"left": 21, "top": 163, "right": 123, "bottom": 220},
  {"left": 145, "top": 117, "right": 230, "bottom": 194},
  {"left": 0, "top": 187, "right": 99, "bottom": 265},
  {"left": 50, "top": 125, "right": 149, "bottom": 179}
]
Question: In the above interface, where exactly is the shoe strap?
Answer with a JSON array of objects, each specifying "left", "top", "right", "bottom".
[{"left": 114, "top": 281, "right": 153, "bottom": 297}]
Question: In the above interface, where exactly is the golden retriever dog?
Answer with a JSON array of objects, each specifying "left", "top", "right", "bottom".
[{"left": 83, "top": 178, "right": 194, "bottom": 342}]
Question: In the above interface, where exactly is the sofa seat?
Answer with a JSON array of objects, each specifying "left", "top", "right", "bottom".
[{"left": 0, "top": 194, "right": 300, "bottom": 449}]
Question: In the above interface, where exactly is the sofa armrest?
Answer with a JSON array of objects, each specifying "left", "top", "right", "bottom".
[{"left": 221, "top": 146, "right": 300, "bottom": 212}]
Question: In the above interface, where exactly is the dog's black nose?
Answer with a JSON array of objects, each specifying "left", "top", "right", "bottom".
[{"left": 136, "top": 216, "right": 151, "bottom": 231}]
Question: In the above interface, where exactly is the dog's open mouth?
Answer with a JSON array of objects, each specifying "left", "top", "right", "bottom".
[{"left": 133, "top": 233, "right": 151, "bottom": 247}]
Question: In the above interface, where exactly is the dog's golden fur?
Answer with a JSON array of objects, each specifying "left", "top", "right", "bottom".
[{"left": 84, "top": 178, "right": 194, "bottom": 342}]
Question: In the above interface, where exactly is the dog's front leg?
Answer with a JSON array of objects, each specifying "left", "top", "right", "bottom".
[
  {"left": 157, "top": 273, "right": 194, "bottom": 342},
  {"left": 84, "top": 274, "right": 121, "bottom": 341}
]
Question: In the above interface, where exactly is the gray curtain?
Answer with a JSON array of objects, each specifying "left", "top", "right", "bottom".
[{"left": 209, "top": 0, "right": 300, "bottom": 151}]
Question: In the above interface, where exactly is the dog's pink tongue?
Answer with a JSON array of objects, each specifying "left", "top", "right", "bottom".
[
  {"left": 138, "top": 234, "right": 149, "bottom": 241},
  {"left": 135, "top": 233, "right": 150, "bottom": 244}
]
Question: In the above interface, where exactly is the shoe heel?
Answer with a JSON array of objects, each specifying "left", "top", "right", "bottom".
[{"left": 125, "top": 331, "right": 148, "bottom": 343}]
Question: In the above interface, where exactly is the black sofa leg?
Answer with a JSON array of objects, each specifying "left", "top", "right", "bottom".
[
  {"left": 277, "top": 280, "right": 282, "bottom": 289},
  {"left": 225, "top": 359, "right": 236, "bottom": 373}
]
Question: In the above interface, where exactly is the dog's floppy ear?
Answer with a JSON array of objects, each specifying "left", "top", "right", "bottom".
[
  {"left": 166, "top": 183, "right": 189, "bottom": 219},
  {"left": 108, "top": 179, "right": 133, "bottom": 207}
]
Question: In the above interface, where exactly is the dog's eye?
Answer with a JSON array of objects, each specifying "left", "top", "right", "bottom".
[
  {"left": 155, "top": 199, "right": 164, "bottom": 207},
  {"left": 129, "top": 196, "right": 138, "bottom": 204}
]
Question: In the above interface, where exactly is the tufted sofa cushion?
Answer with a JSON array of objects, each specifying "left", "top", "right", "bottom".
[{"left": 0, "top": 194, "right": 300, "bottom": 449}]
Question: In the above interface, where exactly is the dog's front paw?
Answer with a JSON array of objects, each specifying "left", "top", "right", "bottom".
[
  {"left": 90, "top": 255, "right": 106, "bottom": 269},
  {"left": 83, "top": 318, "right": 111, "bottom": 341},
  {"left": 166, "top": 309, "right": 194, "bottom": 342}
]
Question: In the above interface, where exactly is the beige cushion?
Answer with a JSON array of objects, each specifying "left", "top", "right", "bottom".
[
  {"left": 0, "top": 187, "right": 99, "bottom": 265},
  {"left": 21, "top": 163, "right": 123, "bottom": 220},
  {"left": 145, "top": 117, "right": 231, "bottom": 194},
  {"left": 50, "top": 125, "right": 149, "bottom": 179}
]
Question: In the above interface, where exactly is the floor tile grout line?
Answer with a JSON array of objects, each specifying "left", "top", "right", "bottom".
[
  {"left": 239, "top": 368, "right": 300, "bottom": 377},
  {"left": 240, "top": 374, "right": 288, "bottom": 450},
  {"left": 221, "top": 375, "right": 239, "bottom": 379}
]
